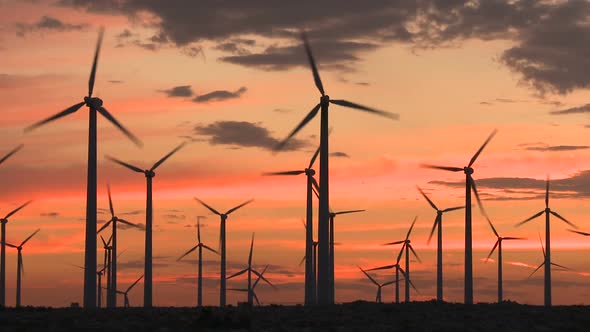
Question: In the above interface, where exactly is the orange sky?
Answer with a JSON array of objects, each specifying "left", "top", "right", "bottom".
[{"left": 1, "top": 0, "right": 590, "bottom": 307}]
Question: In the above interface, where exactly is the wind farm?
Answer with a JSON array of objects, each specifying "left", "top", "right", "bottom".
[{"left": 3, "top": 0, "right": 590, "bottom": 330}]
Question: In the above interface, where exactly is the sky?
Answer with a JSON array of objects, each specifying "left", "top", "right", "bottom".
[{"left": 1, "top": 0, "right": 590, "bottom": 307}]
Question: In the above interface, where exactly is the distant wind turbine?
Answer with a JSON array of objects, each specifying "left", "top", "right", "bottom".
[
  {"left": 484, "top": 215, "right": 524, "bottom": 303},
  {"left": 4, "top": 228, "right": 40, "bottom": 307},
  {"left": 366, "top": 262, "right": 412, "bottom": 304},
  {"left": 177, "top": 217, "right": 219, "bottom": 307},
  {"left": 98, "top": 184, "right": 142, "bottom": 308},
  {"left": 99, "top": 234, "right": 113, "bottom": 307},
  {"left": 384, "top": 217, "right": 421, "bottom": 303},
  {"left": 227, "top": 233, "right": 274, "bottom": 306},
  {"left": 263, "top": 145, "right": 320, "bottom": 305},
  {"left": 528, "top": 233, "right": 572, "bottom": 305},
  {"left": 358, "top": 267, "right": 395, "bottom": 303},
  {"left": 195, "top": 198, "right": 253, "bottom": 307},
  {"left": 107, "top": 141, "right": 186, "bottom": 308},
  {"left": 275, "top": 32, "right": 399, "bottom": 304},
  {"left": 73, "top": 264, "right": 108, "bottom": 308},
  {"left": 421, "top": 129, "right": 497, "bottom": 304},
  {"left": 116, "top": 275, "right": 143, "bottom": 308},
  {"left": 328, "top": 209, "right": 364, "bottom": 302},
  {"left": 1, "top": 199, "right": 31, "bottom": 307},
  {"left": 228, "top": 265, "right": 271, "bottom": 306},
  {"left": 24, "top": 29, "right": 142, "bottom": 308},
  {"left": 516, "top": 176, "right": 577, "bottom": 307},
  {"left": 417, "top": 186, "right": 463, "bottom": 302}
]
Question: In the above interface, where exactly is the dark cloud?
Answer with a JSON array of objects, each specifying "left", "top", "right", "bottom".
[
  {"left": 40, "top": 212, "right": 60, "bottom": 218},
  {"left": 192, "top": 87, "right": 247, "bottom": 103},
  {"left": 59, "top": 0, "right": 590, "bottom": 95},
  {"left": 194, "top": 121, "right": 307, "bottom": 151},
  {"left": 550, "top": 103, "right": 590, "bottom": 115},
  {"left": 330, "top": 151, "right": 350, "bottom": 158},
  {"left": 524, "top": 145, "right": 590, "bottom": 152},
  {"left": 15, "top": 15, "right": 87, "bottom": 36},
  {"left": 159, "top": 85, "right": 194, "bottom": 98},
  {"left": 273, "top": 108, "right": 292, "bottom": 113},
  {"left": 108, "top": 80, "right": 123, "bottom": 84},
  {"left": 164, "top": 214, "right": 186, "bottom": 220}
]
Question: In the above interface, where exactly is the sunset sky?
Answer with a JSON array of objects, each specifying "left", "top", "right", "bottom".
[{"left": 2, "top": 0, "right": 590, "bottom": 307}]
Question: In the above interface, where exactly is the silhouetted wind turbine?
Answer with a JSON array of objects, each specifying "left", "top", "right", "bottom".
[
  {"left": 359, "top": 267, "right": 395, "bottom": 303},
  {"left": 195, "top": 198, "right": 253, "bottom": 307},
  {"left": 516, "top": 176, "right": 577, "bottom": 307},
  {"left": 421, "top": 129, "right": 497, "bottom": 304},
  {"left": 0, "top": 200, "right": 31, "bottom": 308},
  {"left": 366, "top": 262, "right": 412, "bottom": 304},
  {"left": 177, "top": 217, "right": 219, "bottom": 307},
  {"left": 99, "top": 234, "right": 113, "bottom": 306},
  {"left": 116, "top": 275, "right": 143, "bottom": 308},
  {"left": 98, "top": 184, "right": 142, "bottom": 308},
  {"left": 263, "top": 145, "right": 320, "bottom": 305},
  {"left": 73, "top": 264, "right": 108, "bottom": 308},
  {"left": 484, "top": 216, "right": 524, "bottom": 303},
  {"left": 24, "top": 30, "right": 142, "bottom": 308},
  {"left": 227, "top": 233, "right": 274, "bottom": 306},
  {"left": 4, "top": 228, "right": 40, "bottom": 307},
  {"left": 107, "top": 142, "right": 186, "bottom": 307},
  {"left": 328, "top": 209, "right": 364, "bottom": 302},
  {"left": 229, "top": 265, "right": 271, "bottom": 306},
  {"left": 385, "top": 217, "right": 420, "bottom": 303},
  {"left": 275, "top": 32, "right": 399, "bottom": 304},
  {"left": 417, "top": 186, "right": 463, "bottom": 302},
  {"left": 528, "top": 234, "right": 571, "bottom": 304}
]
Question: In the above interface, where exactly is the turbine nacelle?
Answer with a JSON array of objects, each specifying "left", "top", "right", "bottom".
[
  {"left": 320, "top": 95, "right": 330, "bottom": 107},
  {"left": 84, "top": 96, "right": 103, "bottom": 109},
  {"left": 0, "top": 218, "right": 7, "bottom": 224},
  {"left": 464, "top": 166, "right": 474, "bottom": 175},
  {"left": 545, "top": 207, "right": 551, "bottom": 213},
  {"left": 144, "top": 170, "right": 155, "bottom": 178},
  {"left": 305, "top": 168, "right": 316, "bottom": 176}
]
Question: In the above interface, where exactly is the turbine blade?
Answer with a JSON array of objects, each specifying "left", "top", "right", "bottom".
[
  {"left": 311, "top": 176, "right": 320, "bottom": 193},
  {"left": 334, "top": 209, "right": 365, "bottom": 215},
  {"left": 550, "top": 211, "right": 578, "bottom": 229},
  {"left": 538, "top": 233, "right": 546, "bottom": 258},
  {"left": 177, "top": 246, "right": 198, "bottom": 261},
  {"left": 528, "top": 262, "right": 545, "bottom": 279},
  {"left": 117, "top": 219, "right": 141, "bottom": 229},
  {"left": 299, "top": 255, "right": 306, "bottom": 267},
  {"left": 194, "top": 198, "right": 221, "bottom": 215},
  {"left": 427, "top": 215, "right": 440, "bottom": 245},
  {"left": 275, "top": 103, "right": 321, "bottom": 151},
  {"left": 107, "top": 184, "right": 114, "bottom": 218},
  {"left": 396, "top": 243, "right": 406, "bottom": 264},
  {"left": 308, "top": 144, "right": 320, "bottom": 169},
  {"left": 329, "top": 99, "right": 399, "bottom": 120},
  {"left": 252, "top": 270, "right": 275, "bottom": 288},
  {"left": 383, "top": 240, "right": 405, "bottom": 246},
  {"left": 0, "top": 144, "right": 24, "bottom": 166},
  {"left": 97, "top": 220, "right": 113, "bottom": 234},
  {"left": 468, "top": 129, "right": 498, "bottom": 167},
  {"left": 253, "top": 292, "right": 261, "bottom": 306},
  {"left": 20, "top": 228, "right": 40, "bottom": 246},
  {"left": 406, "top": 216, "right": 418, "bottom": 240},
  {"left": 502, "top": 237, "right": 526, "bottom": 241},
  {"left": 262, "top": 170, "right": 306, "bottom": 176},
  {"left": 486, "top": 240, "right": 499, "bottom": 261},
  {"left": 127, "top": 275, "right": 144, "bottom": 292},
  {"left": 485, "top": 215, "right": 499, "bottom": 238},
  {"left": 551, "top": 262, "right": 572, "bottom": 271},
  {"left": 4, "top": 200, "right": 33, "bottom": 219},
  {"left": 470, "top": 176, "right": 487, "bottom": 218},
  {"left": 420, "top": 164, "right": 463, "bottom": 172},
  {"left": 382, "top": 280, "right": 396, "bottom": 287},
  {"left": 227, "top": 268, "right": 248, "bottom": 280},
  {"left": 442, "top": 206, "right": 464, "bottom": 213},
  {"left": 359, "top": 266, "right": 379, "bottom": 286},
  {"left": 417, "top": 186, "right": 438, "bottom": 211},
  {"left": 253, "top": 265, "right": 269, "bottom": 289},
  {"left": 98, "top": 106, "right": 143, "bottom": 147},
  {"left": 248, "top": 233, "right": 255, "bottom": 265},
  {"left": 100, "top": 235, "right": 108, "bottom": 247},
  {"left": 88, "top": 28, "right": 104, "bottom": 97},
  {"left": 568, "top": 229, "right": 590, "bottom": 237},
  {"left": 516, "top": 210, "right": 545, "bottom": 227},
  {"left": 19, "top": 252, "right": 24, "bottom": 277},
  {"left": 366, "top": 265, "right": 395, "bottom": 271},
  {"left": 24, "top": 102, "right": 85, "bottom": 132},
  {"left": 2, "top": 242, "right": 17, "bottom": 248},
  {"left": 408, "top": 244, "right": 421, "bottom": 263},
  {"left": 202, "top": 244, "right": 220, "bottom": 255},
  {"left": 150, "top": 141, "right": 186, "bottom": 171},
  {"left": 106, "top": 155, "right": 144, "bottom": 173},
  {"left": 545, "top": 176, "right": 550, "bottom": 208},
  {"left": 301, "top": 32, "right": 325, "bottom": 96},
  {"left": 226, "top": 199, "right": 254, "bottom": 215},
  {"left": 197, "top": 219, "right": 201, "bottom": 243}
]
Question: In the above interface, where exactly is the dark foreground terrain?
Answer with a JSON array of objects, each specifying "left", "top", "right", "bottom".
[{"left": 2, "top": 301, "right": 590, "bottom": 331}]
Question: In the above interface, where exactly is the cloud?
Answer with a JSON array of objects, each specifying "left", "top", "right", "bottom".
[
  {"left": 523, "top": 145, "right": 590, "bottom": 152},
  {"left": 330, "top": 151, "right": 350, "bottom": 158},
  {"left": 192, "top": 87, "right": 247, "bottom": 103},
  {"left": 194, "top": 121, "right": 307, "bottom": 151},
  {"left": 159, "top": 85, "right": 194, "bottom": 98},
  {"left": 15, "top": 16, "right": 87, "bottom": 36},
  {"left": 550, "top": 104, "right": 590, "bottom": 115},
  {"left": 108, "top": 80, "right": 123, "bottom": 84},
  {"left": 40, "top": 212, "right": 60, "bottom": 218}
]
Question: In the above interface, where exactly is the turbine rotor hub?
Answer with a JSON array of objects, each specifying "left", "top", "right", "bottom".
[
  {"left": 305, "top": 168, "right": 315, "bottom": 176},
  {"left": 145, "top": 170, "right": 155, "bottom": 178},
  {"left": 0, "top": 218, "right": 7, "bottom": 223},
  {"left": 84, "top": 96, "right": 103, "bottom": 109},
  {"left": 113, "top": 217, "right": 118, "bottom": 222},
  {"left": 464, "top": 167, "right": 474, "bottom": 175},
  {"left": 320, "top": 95, "right": 330, "bottom": 107},
  {"left": 545, "top": 207, "right": 550, "bottom": 213}
]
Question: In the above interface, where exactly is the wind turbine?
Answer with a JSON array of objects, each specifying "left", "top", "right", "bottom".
[
  {"left": 99, "top": 234, "right": 113, "bottom": 306},
  {"left": 107, "top": 141, "right": 186, "bottom": 307},
  {"left": 528, "top": 233, "right": 571, "bottom": 305},
  {"left": 24, "top": 29, "right": 142, "bottom": 308},
  {"left": 263, "top": 145, "right": 320, "bottom": 305},
  {"left": 421, "top": 129, "right": 497, "bottom": 304},
  {"left": 4, "top": 228, "right": 40, "bottom": 307},
  {"left": 227, "top": 233, "right": 274, "bottom": 306},
  {"left": 275, "top": 32, "right": 399, "bottom": 304},
  {"left": 116, "top": 275, "right": 143, "bottom": 308},
  {"left": 177, "top": 217, "right": 219, "bottom": 307},
  {"left": 484, "top": 215, "right": 525, "bottom": 303},
  {"left": 417, "top": 186, "right": 463, "bottom": 302},
  {"left": 358, "top": 267, "right": 395, "bottom": 303},
  {"left": 328, "top": 209, "right": 364, "bottom": 302},
  {"left": 73, "top": 264, "right": 108, "bottom": 308},
  {"left": 1, "top": 200, "right": 32, "bottom": 307},
  {"left": 195, "top": 198, "right": 253, "bottom": 307},
  {"left": 228, "top": 265, "right": 271, "bottom": 306},
  {"left": 97, "top": 184, "right": 142, "bottom": 308},
  {"left": 366, "top": 262, "right": 412, "bottom": 304},
  {"left": 384, "top": 217, "right": 420, "bottom": 303},
  {"left": 516, "top": 176, "right": 577, "bottom": 307}
]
